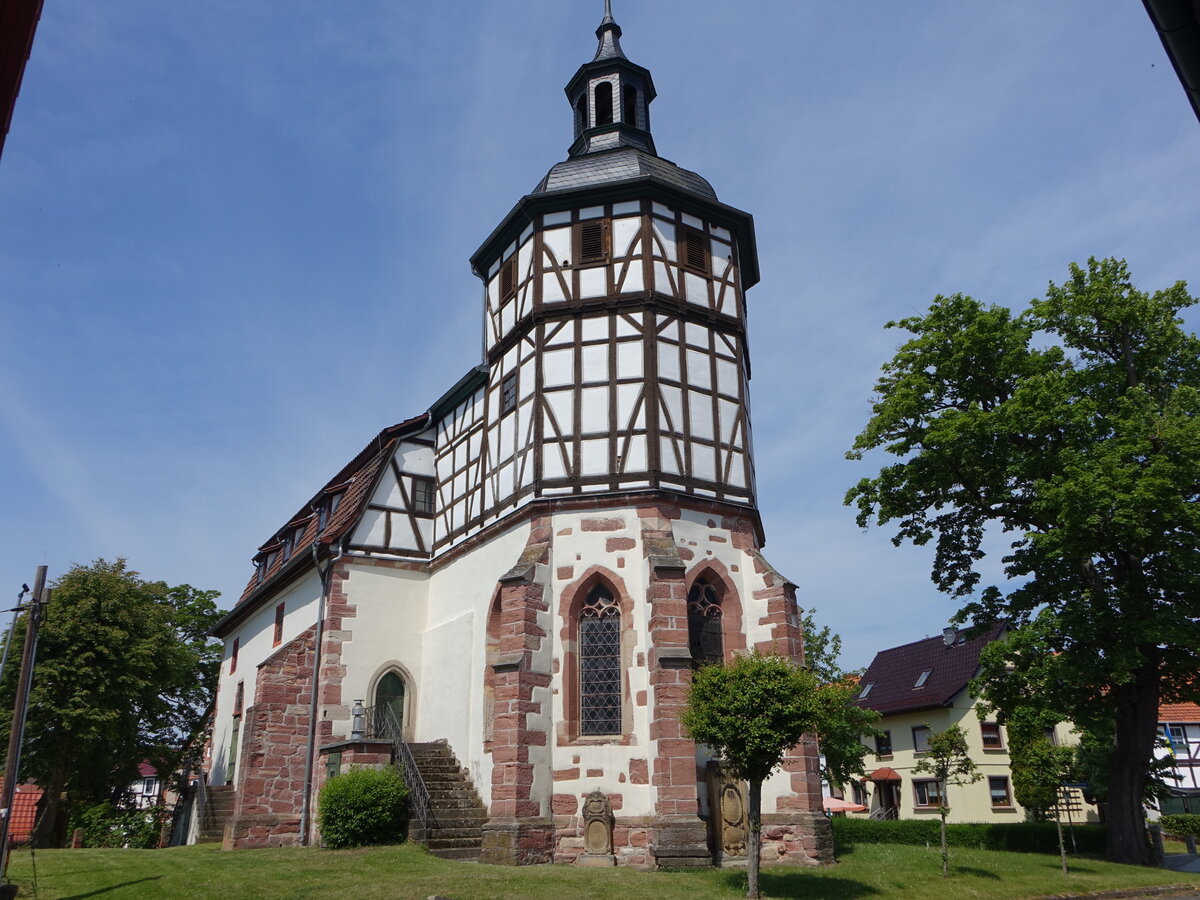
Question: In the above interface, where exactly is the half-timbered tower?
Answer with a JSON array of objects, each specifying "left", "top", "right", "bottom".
[{"left": 205, "top": 5, "right": 830, "bottom": 868}]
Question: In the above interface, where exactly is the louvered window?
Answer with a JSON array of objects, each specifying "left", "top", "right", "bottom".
[
  {"left": 580, "top": 584, "right": 621, "bottom": 736},
  {"left": 576, "top": 219, "right": 608, "bottom": 265},
  {"left": 681, "top": 225, "right": 709, "bottom": 274},
  {"left": 501, "top": 372, "right": 517, "bottom": 414},
  {"left": 500, "top": 256, "right": 517, "bottom": 301},
  {"left": 687, "top": 579, "right": 723, "bottom": 667}
]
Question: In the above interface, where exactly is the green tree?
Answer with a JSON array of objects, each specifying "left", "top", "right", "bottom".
[
  {"left": 846, "top": 258, "right": 1200, "bottom": 865},
  {"left": 913, "top": 724, "right": 980, "bottom": 876},
  {"left": 681, "top": 651, "right": 869, "bottom": 898},
  {"left": 800, "top": 607, "right": 844, "bottom": 683},
  {"left": 0, "top": 559, "right": 222, "bottom": 846}
]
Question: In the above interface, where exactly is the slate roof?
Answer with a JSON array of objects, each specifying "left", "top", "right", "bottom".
[
  {"left": 230, "top": 414, "right": 430, "bottom": 609},
  {"left": 855, "top": 624, "right": 1006, "bottom": 716},
  {"left": 532, "top": 147, "right": 717, "bottom": 200}
]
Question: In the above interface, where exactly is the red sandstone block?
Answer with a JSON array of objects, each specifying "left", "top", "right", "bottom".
[
  {"left": 636, "top": 690, "right": 647, "bottom": 707},
  {"left": 556, "top": 566, "right": 574, "bottom": 581},
  {"left": 514, "top": 801, "right": 541, "bottom": 818},
  {"left": 581, "top": 517, "right": 625, "bottom": 532},
  {"left": 629, "top": 759, "right": 648, "bottom": 784},
  {"left": 586, "top": 768, "right": 603, "bottom": 778},
  {"left": 552, "top": 793, "right": 578, "bottom": 815},
  {"left": 553, "top": 767, "right": 580, "bottom": 781},
  {"left": 606, "top": 537, "right": 636, "bottom": 551}
]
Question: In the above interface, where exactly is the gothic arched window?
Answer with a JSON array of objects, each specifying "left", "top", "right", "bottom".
[
  {"left": 594, "top": 82, "right": 614, "bottom": 127},
  {"left": 688, "top": 578, "right": 724, "bottom": 667},
  {"left": 622, "top": 85, "right": 637, "bottom": 126},
  {"left": 579, "top": 584, "right": 621, "bottom": 735}
]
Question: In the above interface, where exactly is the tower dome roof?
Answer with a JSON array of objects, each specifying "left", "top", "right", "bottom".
[{"left": 532, "top": 147, "right": 717, "bottom": 199}]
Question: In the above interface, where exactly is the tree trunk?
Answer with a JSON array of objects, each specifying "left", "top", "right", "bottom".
[
  {"left": 939, "top": 785, "right": 949, "bottom": 878},
  {"left": 1105, "top": 662, "right": 1159, "bottom": 866},
  {"left": 747, "top": 778, "right": 762, "bottom": 899},
  {"left": 31, "top": 760, "right": 68, "bottom": 849}
]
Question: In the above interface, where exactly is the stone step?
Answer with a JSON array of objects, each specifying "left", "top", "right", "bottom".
[
  {"left": 429, "top": 846, "right": 481, "bottom": 861},
  {"left": 426, "top": 796, "right": 486, "bottom": 810},
  {"left": 412, "top": 825, "right": 485, "bottom": 841},
  {"left": 426, "top": 787, "right": 479, "bottom": 799}
]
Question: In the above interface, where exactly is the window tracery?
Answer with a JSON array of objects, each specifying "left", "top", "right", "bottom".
[
  {"left": 687, "top": 577, "right": 723, "bottom": 667},
  {"left": 579, "top": 584, "right": 620, "bottom": 735}
]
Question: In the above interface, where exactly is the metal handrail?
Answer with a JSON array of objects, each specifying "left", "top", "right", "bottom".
[
  {"left": 869, "top": 805, "right": 898, "bottom": 820},
  {"left": 360, "top": 704, "right": 436, "bottom": 833}
]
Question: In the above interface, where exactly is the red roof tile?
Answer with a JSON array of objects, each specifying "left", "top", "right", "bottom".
[
  {"left": 1161, "top": 702, "right": 1200, "bottom": 723},
  {"left": 0, "top": 781, "right": 42, "bottom": 843},
  {"left": 856, "top": 624, "right": 1006, "bottom": 716}
]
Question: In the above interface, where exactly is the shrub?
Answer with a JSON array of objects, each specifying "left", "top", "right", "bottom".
[
  {"left": 831, "top": 817, "right": 1107, "bottom": 855},
  {"left": 317, "top": 766, "right": 408, "bottom": 849},
  {"left": 69, "top": 802, "right": 165, "bottom": 849},
  {"left": 1160, "top": 814, "right": 1200, "bottom": 838}
]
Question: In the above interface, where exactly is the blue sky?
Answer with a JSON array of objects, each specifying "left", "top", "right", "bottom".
[{"left": 1, "top": 2, "right": 1198, "bottom": 670}]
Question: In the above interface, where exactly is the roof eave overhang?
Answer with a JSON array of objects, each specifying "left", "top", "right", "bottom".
[
  {"left": 564, "top": 57, "right": 657, "bottom": 102},
  {"left": 1144, "top": 0, "right": 1200, "bottom": 123},
  {"left": 212, "top": 546, "right": 324, "bottom": 639},
  {"left": 469, "top": 176, "right": 760, "bottom": 289}
]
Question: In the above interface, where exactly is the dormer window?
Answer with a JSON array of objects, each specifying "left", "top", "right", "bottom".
[
  {"left": 576, "top": 218, "right": 609, "bottom": 265},
  {"left": 412, "top": 477, "right": 435, "bottom": 515},
  {"left": 594, "top": 81, "right": 613, "bottom": 126},
  {"left": 858, "top": 682, "right": 874, "bottom": 699},
  {"left": 281, "top": 535, "right": 292, "bottom": 563},
  {"left": 914, "top": 669, "right": 932, "bottom": 688}
]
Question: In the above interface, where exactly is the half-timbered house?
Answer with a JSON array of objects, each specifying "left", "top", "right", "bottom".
[{"left": 204, "top": 5, "right": 829, "bottom": 867}]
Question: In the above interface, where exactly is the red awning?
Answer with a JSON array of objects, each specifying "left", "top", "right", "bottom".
[
  {"left": 868, "top": 766, "right": 902, "bottom": 782},
  {"left": 823, "top": 797, "right": 868, "bottom": 812}
]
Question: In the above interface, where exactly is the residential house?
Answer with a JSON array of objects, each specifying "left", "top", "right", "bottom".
[
  {"left": 852, "top": 625, "right": 1098, "bottom": 824},
  {"left": 1157, "top": 700, "right": 1200, "bottom": 814}
]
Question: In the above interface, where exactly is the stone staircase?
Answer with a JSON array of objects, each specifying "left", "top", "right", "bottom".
[
  {"left": 196, "top": 785, "right": 236, "bottom": 844},
  {"left": 406, "top": 741, "right": 486, "bottom": 861}
]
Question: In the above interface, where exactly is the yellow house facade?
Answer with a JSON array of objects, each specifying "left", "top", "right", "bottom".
[{"left": 847, "top": 626, "right": 1099, "bottom": 825}]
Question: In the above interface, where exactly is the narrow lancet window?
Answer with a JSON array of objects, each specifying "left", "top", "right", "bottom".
[
  {"left": 594, "top": 82, "right": 613, "bottom": 126},
  {"left": 687, "top": 578, "right": 723, "bottom": 666},
  {"left": 580, "top": 584, "right": 621, "bottom": 735}
]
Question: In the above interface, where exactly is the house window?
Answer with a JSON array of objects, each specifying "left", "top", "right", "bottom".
[
  {"left": 913, "top": 779, "right": 942, "bottom": 808},
  {"left": 914, "top": 669, "right": 932, "bottom": 688},
  {"left": 912, "top": 725, "right": 930, "bottom": 753},
  {"left": 412, "top": 477, "right": 436, "bottom": 515},
  {"left": 594, "top": 81, "right": 613, "bottom": 126},
  {"left": 875, "top": 731, "right": 892, "bottom": 757},
  {"left": 233, "top": 682, "right": 244, "bottom": 717},
  {"left": 318, "top": 504, "right": 330, "bottom": 532},
  {"left": 579, "top": 584, "right": 621, "bottom": 736},
  {"left": 576, "top": 218, "right": 609, "bottom": 264},
  {"left": 142, "top": 778, "right": 157, "bottom": 796},
  {"left": 989, "top": 776, "right": 1012, "bottom": 807},
  {"left": 230, "top": 638, "right": 239, "bottom": 674},
  {"left": 500, "top": 255, "right": 518, "bottom": 302},
  {"left": 374, "top": 671, "right": 406, "bottom": 739},
  {"left": 851, "top": 782, "right": 868, "bottom": 807},
  {"left": 680, "top": 225, "right": 709, "bottom": 274},
  {"left": 501, "top": 372, "right": 518, "bottom": 415},
  {"left": 281, "top": 535, "right": 291, "bottom": 563},
  {"left": 273, "top": 603, "right": 285, "bottom": 647},
  {"left": 686, "top": 578, "right": 723, "bottom": 667},
  {"left": 981, "top": 722, "right": 1003, "bottom": 749},
  {"left": 1045, "top": 726, "right": 1058, "bottom": 746},
  {"left": 858, "top": 682, "right": 874, "bottom": 699},
  {"left": 1168, "top": 725, "right": 1187, "bottom": 748}
]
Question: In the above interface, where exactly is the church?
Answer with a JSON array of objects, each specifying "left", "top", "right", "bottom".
[{"left": 204, "top": 4, "right": 830, "bottom": 868}]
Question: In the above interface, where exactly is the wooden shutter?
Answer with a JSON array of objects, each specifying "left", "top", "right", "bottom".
[
  {"left": 681, "top": 225, "right": 709, "bottom": 274},
  {"left": 500, "top": 256, "right": 517, "bottom": 300},
  {"left": 577, "top": 219, "right": 608, "bottom": 264}
]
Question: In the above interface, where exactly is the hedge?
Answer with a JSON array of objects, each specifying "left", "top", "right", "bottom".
[
  {"left": 1160, "top": 814, "right": 1200, "bottom": 838},
  {"left": 317, "top": 765, "right": 409, "bottom": 849},
  {"left": 831, "top": 816, "right": 1107, "bottom": 855}
]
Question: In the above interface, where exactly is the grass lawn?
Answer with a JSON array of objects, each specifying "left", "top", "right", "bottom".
[{"left": 4, "top": 841, "right": 1196, "bottom": 900}]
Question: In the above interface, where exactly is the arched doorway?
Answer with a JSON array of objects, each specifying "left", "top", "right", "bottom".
[{"left": 373, "top": 671, "right": 406, "bottom": 740}]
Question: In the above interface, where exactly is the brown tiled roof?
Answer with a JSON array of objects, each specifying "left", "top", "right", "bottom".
[
  {"left": 232, "top": 414, "right": 429, "bottom": 607},
  {"left": 855, "top": 624, "right": 1006, "bottom": 716},
  {"left": 0, "top": 781, "right": 42, "bottom": 843},
  {"left": 1161, "top": 702, "right": 1200, "bottom": 723}
]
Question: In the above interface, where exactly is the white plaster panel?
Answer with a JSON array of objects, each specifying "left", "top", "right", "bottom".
[
  {"left": 396, "top": 442, "right": 435, "bottom": 476},
  {"left": 685, "top": 321, "right": 708, "bottom": 349},
  {"left": 499, "top": 413, "right": 514, "bottom": 458},
  {"left": 652, "top": 202, "right": 672, "bottom": 219},
  {"left": 652, "top": 219, "right": 676, "bottom": 261},
  {"left": 686, "top": 349, "right": 712, "bottom": 390},
  {"left": 681, "top": 212, "right": 703, "bottom": 230},
  {"left": 616, "top": 341, "right": 643, "bottom": 379},
  {"left": 660, "top": 385, "right": 684, "bottom": 432},
  {"left": 710, "top": 225, "right": 731, "bottom": 241},
  {"left": 579, "top": 205, "right": 604, "bottom": 220},
  {"left": 546, "top": 318, "right": 575, "bottom": 347},
  {"left": 728, "top": 453, "right": 746, "bottom": 488},
  {"left": 613, "top": 201, "right": 640, "bottom": 216},
  {"left": 543, "top": 444, "right": 567, "bottom": 479},
  {"left": 544, "top": 210, "right": 571, "bottom": 227},
  {"left": 685, "top": 271, "right": 708, "bottom": 306},
  {"left": 716, "top": 359, "right": 739, "bottom": 397},
  {"left": 352, "top": 509, "right": 387, "bottom": 547},
  {"left": 518, "top": 240, "right": 533, "bottom": 282},
  {"left": 615, "top": 315, "right": 640, "bottom": 338},
  {"left": 545, "top": 390, "right": 574, "bottom": 436},
  {"left": 580, "top": 315, "right": 608, "bottom": 343},
  {"left": 498, "top": 462, "right": 514, "bottom": 499},
  {"left": 500, "top": 300, "right": 514, "bottom": 336},
  {"left": 657, "top": 340, "right": 680, "bottom": 382},
  {"left": 519, "top": 362, "right": 536, "bottom": 399},
  {"left": 389, "top": 514, "right": 417, "bottom": 552},
  {"left": 613, "top": 217, "right": 640, "bottom": 258},
  {"left": 624, "top": 435, "right": 647, "bottom": 472},
  {"left": 543, "top": 227, "right": 571, "bottom": 266},
  {"left": 581, "top": 344, "right": 608, "bottom": 382},
  {"left": 652, "top": 261, "right": 673, "bottom": 296},
  {"left": 542, "top": 273, "right": 565, "bottom": 304},
  {"left": 374, "top": 468, "right": 402, "bottom": 507},
  {"left": 621, "top": 259, "right": 644, "bottom": 293},
  {"left": 579, "top": 266, "right": 606, "bottom": 299},
  {"left": 580, "top": 386, "right": 608, "bottom": 433},
  {"left": 543, "top": 348, "right": 574, "bottom": 387},
  {"left": 689, "top": 391, "right": 714, "bottom": 440},
  {"left": 616, "top": 383, "right": 640, "bottom": 429},
  {"left": 719, "top": 398, "right": 739, "bottom": 444},
  {"left": 580, "top": 438, "right": 607, "bottom": 476},
  {"left": 505, "top": 239, "right": 517, "bottom": 259},
  {"left": 660, "top": 436, "right": 681, "bottom": 474}
]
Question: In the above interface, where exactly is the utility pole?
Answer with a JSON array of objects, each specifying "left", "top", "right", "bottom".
[{"left": 0, "top": 565, "right": 47, "bottom": 891}]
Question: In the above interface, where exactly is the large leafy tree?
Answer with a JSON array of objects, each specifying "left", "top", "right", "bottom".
[
  {"left": 0, "top": 559, "right": 222, "bottom": 846},
  {"left": 682, "top": 651, "right": 876, "bottom": 898},
  {"left": 846, "top": 258, "right": 1200, "bottom": 865}
]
